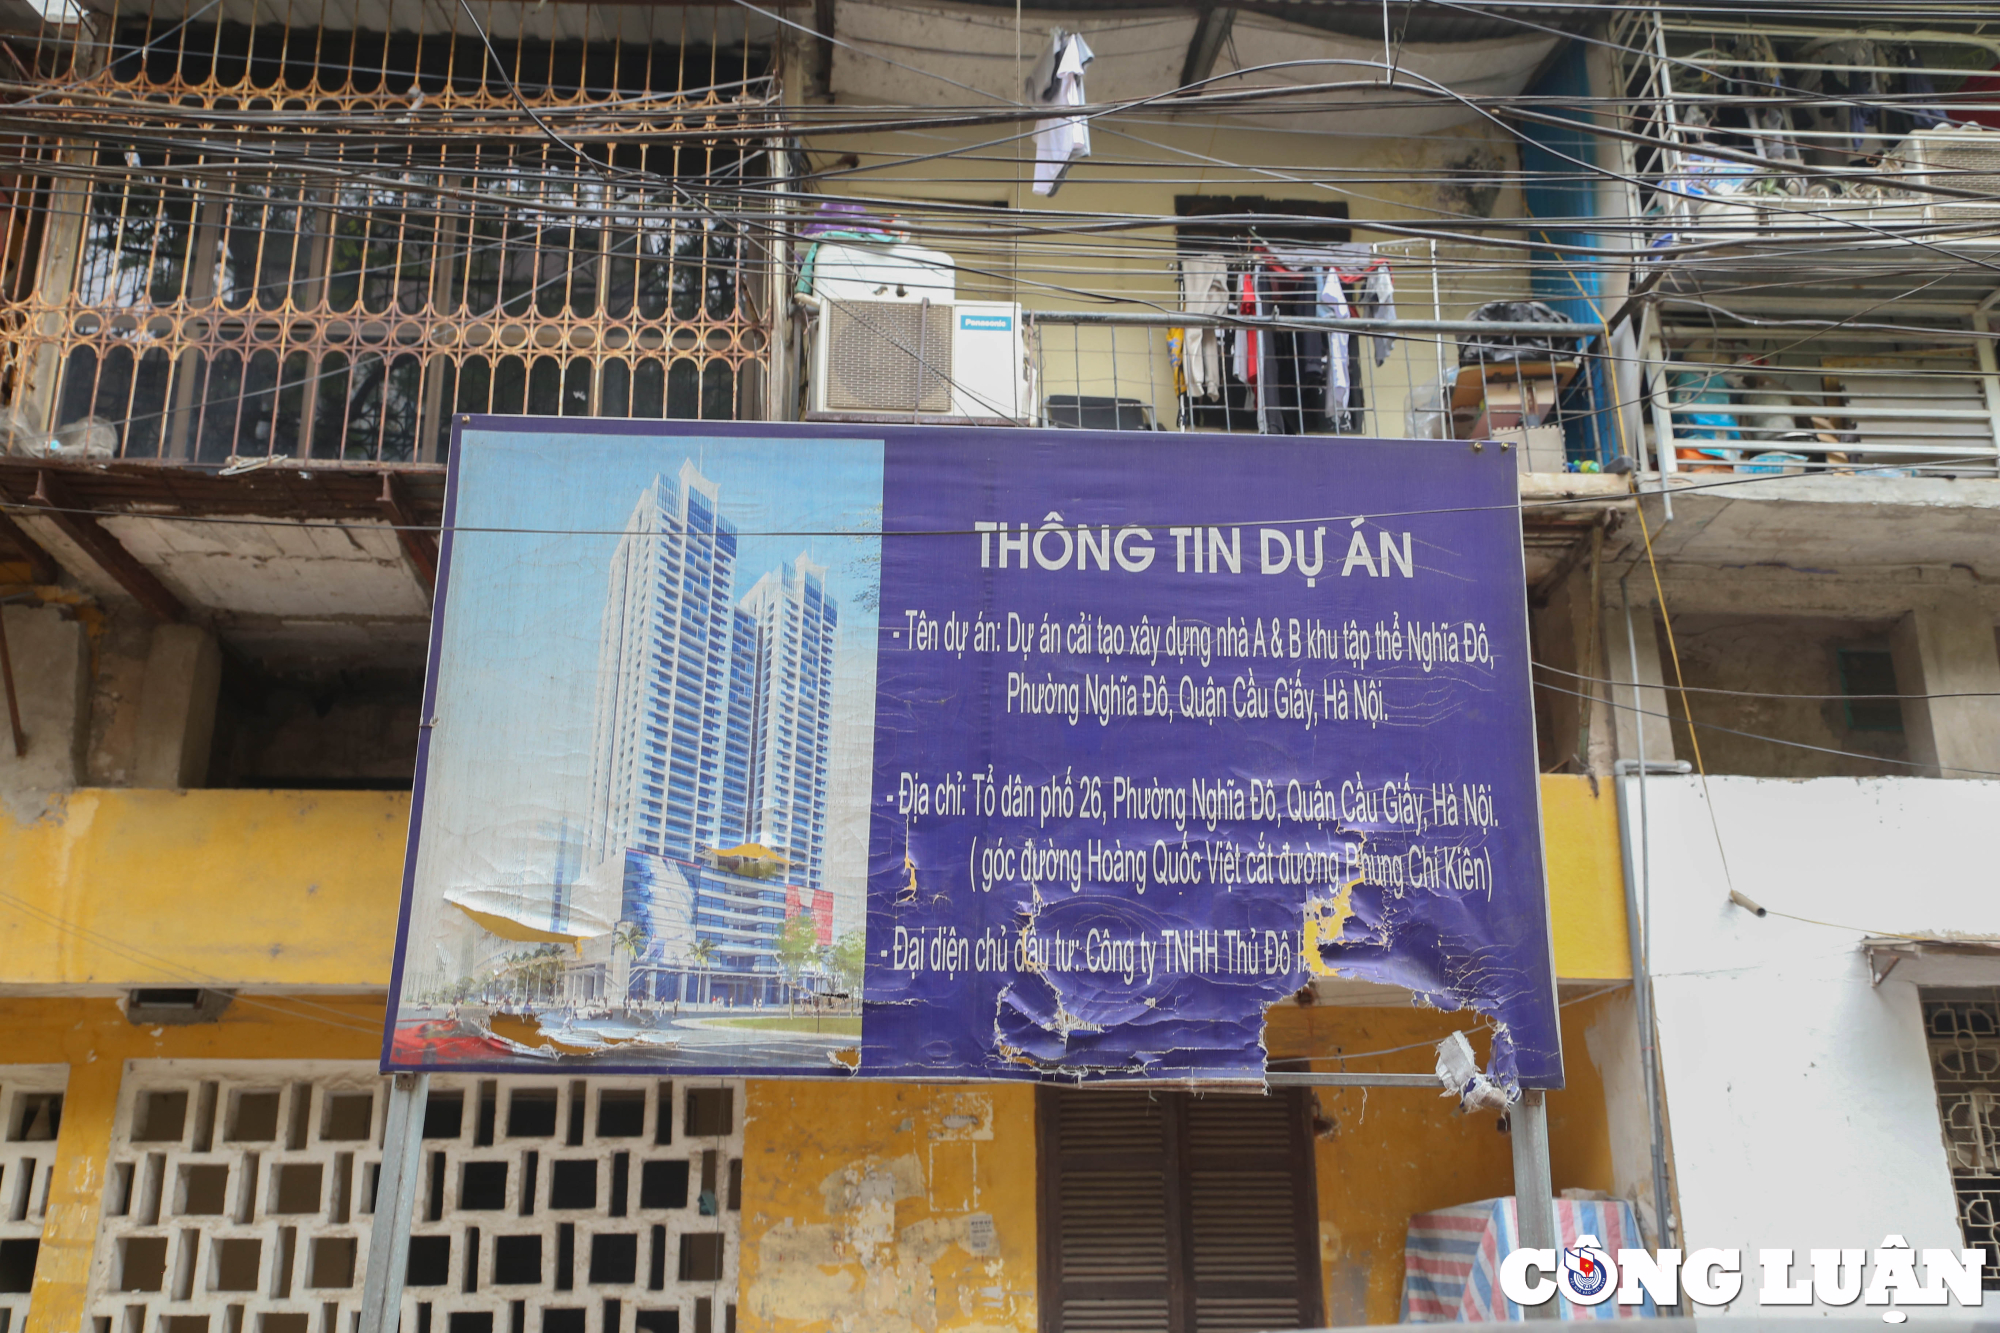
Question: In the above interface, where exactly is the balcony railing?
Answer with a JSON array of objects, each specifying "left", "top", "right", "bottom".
[
  {"left": 1027, "top": 306, "right": 1620, "bottom": 471},
  {"left": 1609, "top": 10, "right": 2000, "bottom": 248}
]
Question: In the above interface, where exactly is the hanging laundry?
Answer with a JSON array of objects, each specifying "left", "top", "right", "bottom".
[
  {"left": 1797, "top": 38, "right": 1887, "bottom": 160},
  {"left": 1316, "top": 267, "right": 1352, "bottom": 422},
  {"left": 1896, "top": 45, "right": 1953, "bottom": 132},
  {"left": 1360, "top": 265, "right": 1397, "bottom": 367},
  {"left": 1726, "top": 34, "right": 1801, "bottom": 165},
  {"left": 1257, "top": 267, "right": 1321, "bottom": 434},
  {"left": 1028, "top": 31, "right": 1095, "bottom": 198},
  {"left": 1236, "top": 270, "right": 1258, "bottom": 384},
  {"left": 1178, "top": 254, "right": 1230, "bottom": 401}
]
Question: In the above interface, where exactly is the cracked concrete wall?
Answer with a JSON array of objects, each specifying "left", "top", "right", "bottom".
[
  {"left": 134, "top": 624, "right": 222, "bottom": 788},
  {"left": 1658, "top": 612, "right": 1912, "bottom": 778},
  {"left": 84, "top": 610, "right": 152, "bottom": 787},
  {"left": 738, "top": 1083, "right": 1036, "bottom": 1333},
  {"left": 1, "top": 603, "right": 89, "bottom": 820}
]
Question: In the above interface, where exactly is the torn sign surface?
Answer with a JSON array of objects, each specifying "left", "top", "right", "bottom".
[
  {"left": 862, "top": 431, "right": 1561, "bottom": 1087},
  {"left": 381, "top": 420, "right": 1557, "bottom": 1087}
]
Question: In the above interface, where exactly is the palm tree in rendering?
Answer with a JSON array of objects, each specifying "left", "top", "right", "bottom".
[
  {"left": 687, "top": 937, "right": 719, "bottom": 1005},
  {"left": 610, "top": 921, "right": 644, "bottom": 1007}
]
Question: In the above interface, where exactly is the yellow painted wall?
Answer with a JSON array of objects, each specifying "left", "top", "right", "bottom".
[
  {"left": 1266, "top": 990, "right": 1622, "bottom": 1324},
  {"left": 0, "top": 778, "right": 1623, "bottom": 990},
  {"left": 0, "top": 779, "right": 1626, "bottom": 1329},
  {"left": 738, "top": 1082, "right": 1038, "bottom": 1333},
  {"left": 1543, "top": 774, "right": 1631, "bottom": 981},
  {"left": 0, "top": 995, "right": 385, "bottom": 1333},
  {"left": 0, "top": 789, "right": 409, "bottom": 988}
]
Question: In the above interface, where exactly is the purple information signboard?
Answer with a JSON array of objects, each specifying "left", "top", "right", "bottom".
[{"left": 385, "top": 420, "right": 1558, "bottom": 1090}]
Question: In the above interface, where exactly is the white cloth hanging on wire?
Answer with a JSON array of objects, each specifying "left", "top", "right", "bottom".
[
  {"left": 1029, "top": 31, "right": 1096, "bottom": 197},
  {"left": 1179, "top": 255, "right": 1230, "bottom": 400},
  {"left": 1316, "top": 268, "right": 1351, "bottom": 418}
]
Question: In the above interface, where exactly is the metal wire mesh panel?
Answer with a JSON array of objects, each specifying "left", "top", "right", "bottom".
[
  {"left": 87, "top": 1065, "right": 744, "bottom": 1333},
  {"left": 1924, "top": 990, "right": 2000, "bottom": 1292},
  {"left": 823, "top": 301, "right": 952, "bottom": 413}
]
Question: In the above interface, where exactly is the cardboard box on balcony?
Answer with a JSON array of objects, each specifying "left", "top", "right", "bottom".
[
  {"left": 1494, "top": 424, "right": 1567, "bottom": 474},
  {"left": 1468, "top": 378, "right": 1560, "bottom": 435},
  {"left": 1450, "top": 360, "right": 1577, "bottom": 436}
]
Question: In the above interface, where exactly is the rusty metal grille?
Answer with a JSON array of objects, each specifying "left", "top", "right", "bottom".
[{"left": 0, "top": 1, "right": 775, "bottom": 464}]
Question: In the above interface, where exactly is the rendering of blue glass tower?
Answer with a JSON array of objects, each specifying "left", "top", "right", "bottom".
[
  {"left": 737, "top": 557, "right": 838, "bottom": 895},
  {"left": 584, "top": 461, "right": 740, "bottom": 867},
  {"left": 583, "top": 461, "right": 839, "bottom": 1001}
]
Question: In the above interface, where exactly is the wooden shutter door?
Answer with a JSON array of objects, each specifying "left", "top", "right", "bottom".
[
  {"left": 1039, "top": 1089, "right": 1322, "bottom": 1333},
  {"left": 1184, "top": 1092, "right": 1322, "bottom": 1331},
  {"left": 1039, "top": 1090, "right": 1176, "bottom": 1332}
]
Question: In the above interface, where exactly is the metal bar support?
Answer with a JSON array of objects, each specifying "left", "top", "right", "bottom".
[
  {"left": 359, "top": 1071, "right": 430, "bottom": 1333},
  {"left": 1031, "top": 311, "right": 1604, "bottom": 338},
  {"left": 1510, "top": 1090, "right": 1557, "bottom": 1319},
  {"left": 1265, "top": 1071, "right": 1439, "bottom": 1089},
  {"left": 0, "top": 597, "right": 24, "bottom": 758},
  {"left": 1638, "top": 302, "right": 1677, "bottom": 523},
  {"left": 1972, "top": 311, "right": 2000, "bottom": 470}
]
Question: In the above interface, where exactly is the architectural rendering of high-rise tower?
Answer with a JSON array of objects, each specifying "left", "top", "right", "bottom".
[
  {"left": 736, "top": 556, "right": 839, "bottom": 894},
  {"left": 583, "top": 461, "right": 740, "bottom": 868},
  {"left": 581, "top": 462, "right": 840, "bottom": 1000}
]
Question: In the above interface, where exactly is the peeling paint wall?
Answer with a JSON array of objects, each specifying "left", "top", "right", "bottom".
[
  {"left": 738, "top": 1083, "right": 1036, "bottom": 1333},
  {"left": 0, "top": 604, "right": 89, "bottom": 819},
  {"left": 1266, "top": 995, "right": 1622, "bottom": 1324},
  {"left": 0, "top": 995, "right": 386, "bottom": 1333},
  {"left": 0, "top": 788, "right": 408, "bottom": 988}
]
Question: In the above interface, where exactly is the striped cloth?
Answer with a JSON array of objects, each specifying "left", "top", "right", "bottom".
[{"left": 1402, "top": 1196, "right": 1657, "bottom": 1321}]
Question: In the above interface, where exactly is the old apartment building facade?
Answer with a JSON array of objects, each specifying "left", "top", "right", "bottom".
[{"left": 1, "top": 0, "right": 1997, "bottom": 1329}]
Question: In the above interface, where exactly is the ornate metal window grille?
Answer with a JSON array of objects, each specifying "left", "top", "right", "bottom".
[
  {"left": 1924, "top": 988, "right": 2000, "bottom": 1291},
  {"left": 2, "top": 2, "right": 773, "bottom": 464}
]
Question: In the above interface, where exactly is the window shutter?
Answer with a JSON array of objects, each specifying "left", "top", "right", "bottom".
[
  {"left": 1185, "top": 1093, "right": 1320, "bottom": 1332},
  {"left": 1039, "top": 1089, "right": 1321, "bottom": 1333},
  {"left": 1040, "top": 1091, "right": 1175, "bottom": 1332}
]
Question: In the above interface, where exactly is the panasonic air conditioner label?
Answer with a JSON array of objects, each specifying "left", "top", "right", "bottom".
[{"left": 959, "top": 313, "right": 1013, "bottom": 332}]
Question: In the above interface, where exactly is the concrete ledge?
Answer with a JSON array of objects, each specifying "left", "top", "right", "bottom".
[
  {"left": 1632, "top": 471, "right": 2000, "bottom": 567},
  {"left": 1520, "top": 472, "right": 1634, "bottom": 505}
]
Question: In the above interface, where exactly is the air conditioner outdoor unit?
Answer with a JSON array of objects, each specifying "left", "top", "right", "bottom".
[
  {"left": 806, "top": 242, "right": 1031, "bottom": 424},
  {"left": 1885, "top": 129, "right": 2000, "bottom": 223}
]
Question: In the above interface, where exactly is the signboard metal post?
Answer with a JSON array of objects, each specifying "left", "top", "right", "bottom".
[
  {"left": 358, "top": 1072, "right": 429, "bottom": 1333},
  {"left": 1511, "top": 1089, "right": 1557, "bottom": 1319}
]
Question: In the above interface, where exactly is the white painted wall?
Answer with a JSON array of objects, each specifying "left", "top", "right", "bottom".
[{"left": 1634, "top": 775, "right": 2000, "bottom": 1315}]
